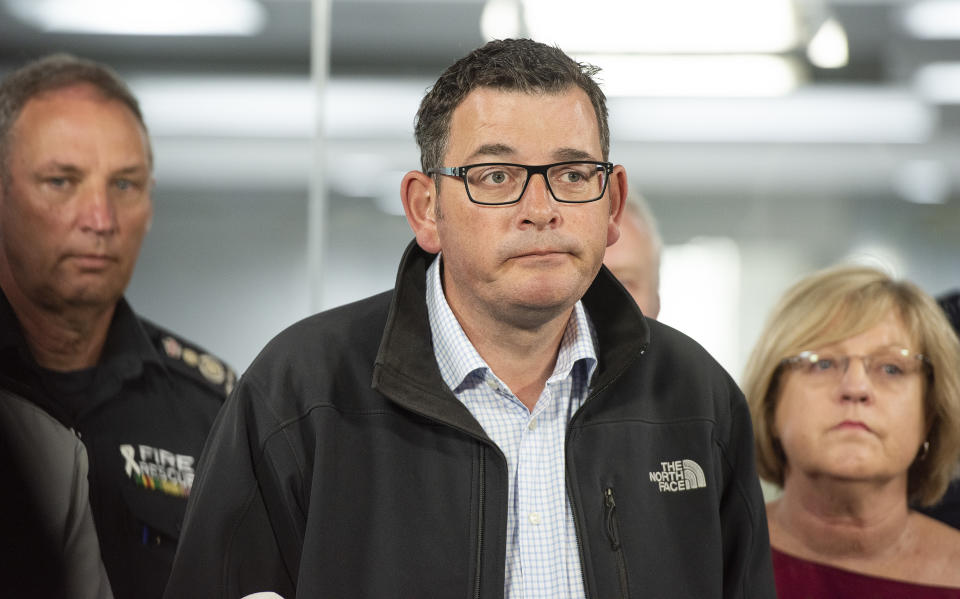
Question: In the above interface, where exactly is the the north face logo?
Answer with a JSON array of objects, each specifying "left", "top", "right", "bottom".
[{"left": 649, "top": 459, "right": 706, "bottom": 493}]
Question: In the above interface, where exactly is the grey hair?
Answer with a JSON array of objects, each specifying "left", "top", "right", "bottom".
[{"left": 0, "top": 53, "right": 150, "bottom": 177}]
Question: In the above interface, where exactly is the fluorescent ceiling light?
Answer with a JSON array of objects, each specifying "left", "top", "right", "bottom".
[
  {"left": 127, "top": 76, "right": 933, "bottom": 145},
  {"left": 914, "top": 62, "right": 960, "bottom": 104},
  {"left": 127, "top": 75, "right": 425, "bottom": 139},
  {"left": 807, "top": 17, "right": 849, "bottom": 69},
  {"left": 901, "top": 0, "right": 960, "bottom": 39},
  {"left": 6, "top": 0, "right": 266, "bottom": 36},
  {"left": 128, "top": 75, "right": 313, "bottom": 137},
  {"left": 522, "top": 0, "right": 799, "bottom": 53},
  {"left": 583, "top": 54, "right": 803, "bottom": 98},
  {"left": 609, "top": 88, "right": 934, "bottom": 144}
]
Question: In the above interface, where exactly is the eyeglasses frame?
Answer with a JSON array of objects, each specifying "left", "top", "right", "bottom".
[
  {"left": 426, "top": 160, "right": 614, "bottom": 206},
  {"left": 778, "top": 348, "right": 932, "bottom": 384}
]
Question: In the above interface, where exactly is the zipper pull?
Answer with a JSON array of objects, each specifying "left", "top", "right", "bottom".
[{"left": 604, "top": 487, "right": 621, "bottom": 550}]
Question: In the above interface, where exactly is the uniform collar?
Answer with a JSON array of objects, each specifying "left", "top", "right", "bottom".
[
  {"left": 0, "top": 287, "right": 162, "bottom": 380},
  {"left": 98, "top": 297, "right": 164, "bottom": 379}
]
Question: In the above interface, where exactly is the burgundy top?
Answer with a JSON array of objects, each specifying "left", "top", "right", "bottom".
[{"left": 772, "top": 547, "right": 960, "bottom": 599}]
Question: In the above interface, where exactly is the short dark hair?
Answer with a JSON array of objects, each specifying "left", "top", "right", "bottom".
[
  {"left": 0, "top": 53, "right": 150, "bottom": 176},
  {"left": 414, "top": 38, "right": 609, "bottom": 172}
]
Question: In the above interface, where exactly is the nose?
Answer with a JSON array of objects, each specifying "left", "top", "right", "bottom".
[
  {"left": 838, "top": 356, "right": 872, "bottom": 403},
  {"left": 77, "top": 183, "right": 118, "bottom": 236},
  {"left": 517, "top": 172, "right": 560, "bottom": 230}
]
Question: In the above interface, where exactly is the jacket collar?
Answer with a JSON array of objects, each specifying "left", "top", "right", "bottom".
[{"left": 371, "top": 241, "right": 650, "bottom": 436}]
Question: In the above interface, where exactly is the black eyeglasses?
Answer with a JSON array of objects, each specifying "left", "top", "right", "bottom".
[{"left": 427, "top": 161, "right": 614, "bottom": 206}]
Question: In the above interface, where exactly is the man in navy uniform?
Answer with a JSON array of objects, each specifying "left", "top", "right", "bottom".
[{"left": 0, "top": 54, "right": 233, "bottom": 599}]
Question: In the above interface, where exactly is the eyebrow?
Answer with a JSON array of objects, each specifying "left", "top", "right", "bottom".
[
  {"left": 113, "top": 165, "right": 150, "bottom": 177},
  {"left": 35, "top": 162, "right": 83, "bottom": 176},
  {"left": 465, "top": 143, "right": 514, "bottom": 163},
  {"left": 464, "top": 144, "right": 598, "bottom": 164},
  {"left": 553, "top": 147, "right": 595, "bottom": 161},
  {"left": 35, "top": 161, "right": 149, "bottom": 177}
]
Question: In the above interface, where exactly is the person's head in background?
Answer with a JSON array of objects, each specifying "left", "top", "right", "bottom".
[
  {"left": 603, "top": 190, "right": 661, "bottom": 318},
  {"left": 743, "top": 264, "right": 960, "bottom": 508},
  {"left": 0, "top": 53, "right": 153, "bottom": 336},
  {"left": 939, "top": 290, "right": 960, "bottom": 335}
]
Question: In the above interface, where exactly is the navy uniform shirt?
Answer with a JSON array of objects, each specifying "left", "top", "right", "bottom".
[{"left": 0, "top": 290, "right": 233, "bottom": 599}]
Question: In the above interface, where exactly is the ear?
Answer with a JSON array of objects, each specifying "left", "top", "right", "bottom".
[
  {"left": 401, "top": 170, "right": 441, "bottom": 254},
  {"left": 606, "top": 165, "right": 628, "bottom": 248}
]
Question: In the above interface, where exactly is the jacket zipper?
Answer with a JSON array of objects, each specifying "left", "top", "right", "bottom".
[
  {"left": 570, "top": 492, "right": 590, "bottom": 599},
  {"left": 567, "top": 345, "right": 648, "bottom": 599},
  {"left": 473, "top": 448, "right": 485, "bottom": 599},
  {"left": 604, "top": 487, "right": 630, "bottom": 599}
]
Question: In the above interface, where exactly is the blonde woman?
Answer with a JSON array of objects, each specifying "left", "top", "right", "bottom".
[{"left": 743, "top": 265, "right": 960, "bottom": 598}]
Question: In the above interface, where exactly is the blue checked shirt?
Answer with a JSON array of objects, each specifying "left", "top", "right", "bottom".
[{"left": 425, "top": 256, "right": 597, "bottom": 599}]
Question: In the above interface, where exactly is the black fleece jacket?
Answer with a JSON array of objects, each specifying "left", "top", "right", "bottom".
[{"left": 164, "top": 241, "right": 775, "bottom": 599}]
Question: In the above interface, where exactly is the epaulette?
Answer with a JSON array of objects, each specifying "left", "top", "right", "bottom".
[{"left": 143, "top": 321, "right": 236, "bottom": 398}]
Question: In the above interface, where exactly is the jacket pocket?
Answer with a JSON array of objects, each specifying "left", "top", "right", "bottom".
[{"left": 603, "top": 487, "right": 630, "bottom": 599}]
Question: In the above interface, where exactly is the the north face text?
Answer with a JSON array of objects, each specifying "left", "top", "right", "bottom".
[{"left": 649, "top": 459, "right": 706, "bottom": 493}]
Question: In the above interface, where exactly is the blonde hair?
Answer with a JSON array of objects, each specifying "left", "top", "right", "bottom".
[{"left": 742, "top": 264, "right": 960, "bottom": 506}]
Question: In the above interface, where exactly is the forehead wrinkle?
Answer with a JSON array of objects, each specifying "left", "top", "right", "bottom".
[{"left": 34, "top": 161, "right": 83, "bottom": 175}]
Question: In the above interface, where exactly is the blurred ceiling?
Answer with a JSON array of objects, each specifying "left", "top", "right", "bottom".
[{"left": 1, "top": 0, "right": 959, "bottom": 210}]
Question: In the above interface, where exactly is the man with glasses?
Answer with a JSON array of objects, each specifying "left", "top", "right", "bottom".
[{"left": 166, "top": 39, "right": 775, "bottom": 599}]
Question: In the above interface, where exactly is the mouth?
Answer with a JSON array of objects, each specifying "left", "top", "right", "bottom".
[
  {"left": 515, "top": 249, "right": 566, "bottom": 258},
  {"left": 67, "top": 254, "right": 118, "bottom": 269},
  {"left": 832, "top": 420, "right": 872, "bottom": 432},
  {"left": 509, "top": 250, "right": 571, "bottom": 265}
]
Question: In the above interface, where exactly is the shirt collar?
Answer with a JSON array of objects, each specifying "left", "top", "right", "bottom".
[{"left": 424, "top": 254, "right": 597, "bottom": 395}]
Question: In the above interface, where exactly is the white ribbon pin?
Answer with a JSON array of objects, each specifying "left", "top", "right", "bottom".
[{"left": 120, "top": 444, "right": 141, "bottom": 477}]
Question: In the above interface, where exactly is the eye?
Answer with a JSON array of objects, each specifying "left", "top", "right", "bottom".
[
  {"left": 471, "top": 166, "right": 518, "bottom": 187},
  {"left": 553, "top": 164, "right": 594, "bottom": 185},
  {"left": 879, "top": 363, "right": 905, "bottom": 376},
  {"left": 809, "top": 357, "right": 837, "bottom": 373},
  {"left": 45, "top": 176, "right": 71, "bottom": 189},
  {"left": 485, "top": 171, "right": 508, "bottom": 185},
  {"left": 872, "top": 355, "right": 909, "bottom": 377}
]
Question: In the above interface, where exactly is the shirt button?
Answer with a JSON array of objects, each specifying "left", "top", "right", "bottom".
[
  {"left": 528, "top": 512, "right": 542, "bottom": 525},
  {"left": 528, "top": 418, "right": 537, "bottom": 431},
  {"left": 486, "top": 379, "right": 498, "bottom": 391}
]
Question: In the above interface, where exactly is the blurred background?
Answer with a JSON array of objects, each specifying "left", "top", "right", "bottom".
[{"left": 1, "top": 0, "right": 958, "bottom": 380}]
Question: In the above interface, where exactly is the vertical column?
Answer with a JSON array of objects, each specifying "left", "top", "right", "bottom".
[{"left": 309, "top": 0, "right": 332, "bottom": 312}]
